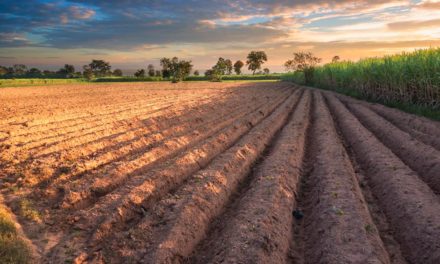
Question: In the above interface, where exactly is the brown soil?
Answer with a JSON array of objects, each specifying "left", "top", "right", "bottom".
[{"left": 0, "top": 82, "right": 439, "bottom": 263}]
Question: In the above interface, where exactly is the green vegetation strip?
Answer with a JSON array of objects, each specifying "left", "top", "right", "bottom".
[
  {"left": 185, "top": 74, "right": 281, "bottom": 81},
  {"left": 0, "top": 205, "right": 31, "bottom": 264},
  {"left": 0, "top": 74, "right": 281, "bottom": 87},
  {"left": 0, "top": 78, "right": 86, "bottom": 88},
  {"left": 282, "top": 48, "right": 440, "bottom": 120}
]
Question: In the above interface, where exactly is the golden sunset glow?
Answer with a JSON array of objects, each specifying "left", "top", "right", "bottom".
[{"left": 1, "top": 0, "right": 440, "bottom": 72}]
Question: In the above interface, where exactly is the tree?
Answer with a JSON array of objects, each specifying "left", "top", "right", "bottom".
[
  {"left": 173, "top": 59, "right": 193, "bottom": 82},
  {"left": 83, "top": 65, "right": 95, "bottom": 80},
  {"left": 213, "top": 57, "right": 228, "bottom": 75},
  {"left": 225, "top": 59, "right": 233, "bottom": 75},
  {"left": 27, "top": 68, "right": 42, "bottom": 78},
  {"left": 134, "top": 69, "right": 146, "bottom": 78},
  {"left": 0, "top": 66, "right": 8, "bottom": 76},
  {"left": 204, "top": 69, "right": 221, "bottom": 82},
  {"left": 284, "top": 51, "right": 321, "bottom": 85},
  {"left": 155, "top": 70, "right": 161, "bottom": 77},
  {"left": 246, "top": 51, "right": 267, "bottom": 74},
  {"left": 193, "top": 70, "right": 200, "bottom": 76},
  {"left": 43, "top": 70, "right": 55, "bottom": 77},
  {"left": 57, "top": 64, "right": 75, "bottom": 78},
  {"left": 332, "top": 56, "right": 340, "bottom": 63},
  {"left": 160, "top": 58, "right": 172, "bottom": 79},
  {"left": 160, "top": 57, "right": 193, "bottom": 82},
  {"left": 87, "top": 59, "right": 111, "bottom": 77},
  {"left": 147, "top": 64, "right": 155, "bottom": 77},
  {"left": 263, "top": 68, "right": 270, "bottom": 74},
  {"left": 234, "top": 60, "right": 244, "bottom": 75},
  {"left": 12, "top": 64, "right": 27, "bottom": 76},
  {"left": 113, "top": 69, "right": 123, "bottom": 76}
]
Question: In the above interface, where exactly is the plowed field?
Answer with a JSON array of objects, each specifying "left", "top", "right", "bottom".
[{"left": 1, "top": 82, "right": 439, "bottom": 264}]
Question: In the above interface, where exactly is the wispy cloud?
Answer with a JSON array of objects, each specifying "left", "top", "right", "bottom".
[{"left": 1, "top": 0, "right": 440, "bottom": 71}]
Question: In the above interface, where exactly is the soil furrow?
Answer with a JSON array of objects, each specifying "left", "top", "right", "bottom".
[
  {"left": 189, "top": 89, "right": 311, "bottom": 264},
  {"left": 10, "top": 97, "right": 202, "bottom": 150},
  {"left": 129, "top": 88, "right": 300, "bottom": 264},
  {"left": 334, "top": 94, "right": 440, "bottom": 150},
  {"left": 344, "top": 101, "right": 440, "bottom": 194},
  {"left": 31, "top": 100, "right": 255, "bottom": 193},
  {"left": 31, "top": 88, "right": 272, "bottom": 159},
  {"left": 79, "top": 89, "right": 295, "bottom": 245},
  {"left": 57, "top": 90, "right": 290, "bottom": 210},
  {"left": 325, "top": 93, "right": 440, "bottom": 264},
  {"left": 17, "top": 90, "right": 271, "bottom": 189},
  {"left": 7, "top": 95, "right": 181, "bottom": 137},
  {"left": 293, "top": 91, "right": 389, "bottom": 264}
]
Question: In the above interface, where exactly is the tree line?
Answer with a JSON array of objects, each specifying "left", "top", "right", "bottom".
[
  {"left": 0, "top": 61, "right": 122, "bottom": 80},
  {"left": 0, "top": 50, "right": 333, "bottom": 83}
]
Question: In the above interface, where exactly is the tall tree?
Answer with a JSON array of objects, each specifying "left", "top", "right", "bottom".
[
  {"left": 147, "top": 64, "right": 155, "bottom": 77},
  {"left": 246, "top": 51, "right": 267, "bottom": 75},
  {"left": 27, "top": 68, "right": 42, "bottom": 78},
  {"left": 284, "top": 51, "right": 321, "bottom": 85},
  {"left": 12, "top": 64, "right": 27, "bottom": 76},
  {"left": 88, "top": 59, "right": 111, "bottom": 77},
  {"left": 113, "top": 69, "right": 123, "bottom": 76},
  {"left": 225, "top": 59, "right": 233, "bottom": 75},
  {"left": 213, "top": 57, "right": 228, "bottom": 75},
  {"left": 57, "top": 64, "right": 75, "bottom": 78},
  {"left": 160, "top": 58, "right": 172, "bottom": 79},
  {"left": 134, "top": 69, "right": 146, "bottom": 77},
  {"left": 82, "top": 65, "right": 95, "bottom": 80},
  {"left": 0, "top": 66, "right": 8, "bottom": 76},
  {"left": 160, "top": 57, "right": 192, "bottom": 82},
  {"left": 332, "top": 55, "right": 340, "bottom": 63},
  {"left": 233, "top": 60, "right": 244, "bottom": 75}
]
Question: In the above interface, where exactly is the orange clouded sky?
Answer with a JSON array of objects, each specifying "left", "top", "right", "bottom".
[{"left": 1, "top": 0, "right": 440, "bottom": 73}]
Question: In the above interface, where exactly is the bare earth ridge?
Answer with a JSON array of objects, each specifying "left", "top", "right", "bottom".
[{"left": 0, "top": 82, "right": 439, "bottom": 263}]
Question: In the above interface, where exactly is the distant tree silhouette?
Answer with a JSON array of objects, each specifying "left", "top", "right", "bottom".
[
  {"left": 284, "top": 51, "right": 321, "bottom": 85},
  {"left": 113, "top": 69, "right": 123, "bottom": 76},
  {"left": 234, "top": 60, "right": 244, "bottom": 75},
  {"left": 147, "top": 64, "right": 155, "bottom": 77},
  {"left": 246, "top": 51, "right": 267, "bottom": 74},
  {"left": 134, "top": 69, "right": 146, "bottom": 78}
]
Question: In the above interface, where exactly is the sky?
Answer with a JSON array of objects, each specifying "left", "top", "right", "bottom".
[{"left": 1, "top": 0, "right": 440, "bottom": 73}]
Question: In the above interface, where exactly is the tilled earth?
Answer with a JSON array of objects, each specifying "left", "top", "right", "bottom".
[{"left": 0, "top": 81, "right": 439, "bottom": 264}]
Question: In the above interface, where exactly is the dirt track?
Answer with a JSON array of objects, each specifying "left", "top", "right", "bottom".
[{"left": 0, "top": 82, "right": 439, "bottom": 263}]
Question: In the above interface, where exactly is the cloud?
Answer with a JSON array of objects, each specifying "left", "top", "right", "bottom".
[
  {"left": 0, "top": 33, "right": 32, "bottom": 47},
  {"left": 60, "top": 14, "right": 69, "bottom": 24},
  {"left": 69, "top": 6, "right": 95, "bottom": 19},
  {"left": 388, "top": 18, "right": 440, "bottom": 31},
  {"left": 1, "top": 0, "right": 440, "bottom": 70},
  {"left": 416, "top": 0, "right": 440, "bottom": 9}
]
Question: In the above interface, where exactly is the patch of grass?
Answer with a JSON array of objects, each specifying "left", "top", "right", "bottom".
[
  {"left": 365, "top": 224, "right": 375, "bottom": 234},
  {"left": 185, "top": 73, "right": 282, "bottom": 82},
  {"left": 0, "top": 206, "right": 31, "bottom": 264},
  {"left": 94, "top": 76, "right": 163, "bottom": 82},
  {"left": 18, "top": 200, "right": 41, "bottom": 223},
  {"left": 0, "top": 78, "right": 86, "bottom": 88},
  {"left": 0, "top": 208, "right": 16, "bottom": 235}
]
